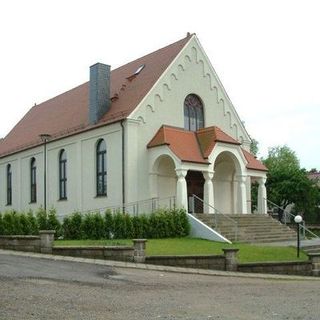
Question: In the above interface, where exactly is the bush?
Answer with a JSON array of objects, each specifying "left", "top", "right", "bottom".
[
  {"left": 104, "top": 210, "right": 114, "bottom": 239},
  {"left": 62, "top": 212, "right": 83, "bottom": 240},
  {"left": 82, "top": 212, "right": 105, "bottom": 240}
]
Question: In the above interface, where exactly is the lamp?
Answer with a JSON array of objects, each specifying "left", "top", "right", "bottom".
[
  {"left": 39, "top": 134, "right": 51, "bottom": 212},
  {"left": 294, "top": 215, "right": 303, "bottom": 258}
]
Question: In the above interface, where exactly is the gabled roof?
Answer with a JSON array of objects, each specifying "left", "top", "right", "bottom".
[
  {"left": 147, "top": 125, "right": 267, "bottom": 172},
  {"left": 0, "top": 34, "right": 192, "bottom": 157},
  {"left": 147, "top": 125, "right": 208, "bottom": 164},
  {"left": 242, "top": 149, "right": 268, "bottom": 172}
]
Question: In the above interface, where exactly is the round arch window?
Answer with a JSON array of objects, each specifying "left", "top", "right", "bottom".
[{"left": 184, "top": 94, "right": 204, "bottom": 131}]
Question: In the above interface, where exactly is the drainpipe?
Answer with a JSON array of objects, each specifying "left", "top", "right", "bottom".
[{"left": 120, "top": 120, "right": 125, "bottom": 211}]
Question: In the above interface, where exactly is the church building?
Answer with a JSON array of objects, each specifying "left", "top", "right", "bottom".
[{"left": 0, "top": 33, "right": 267, "bottom": 218}]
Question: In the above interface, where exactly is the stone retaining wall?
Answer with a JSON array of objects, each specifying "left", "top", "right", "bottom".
[
  {"left": 53, "top": 246, "right": 135, "bottom": 262},
  {"left": 238, "top": 261, "right": 312, "bottom": 276}
]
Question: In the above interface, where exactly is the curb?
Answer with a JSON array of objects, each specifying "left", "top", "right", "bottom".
[{"left": 0, "top": 249, "right": 318, "bottom": 281}]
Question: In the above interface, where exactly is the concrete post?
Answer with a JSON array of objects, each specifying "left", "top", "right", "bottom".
[
  {"left": 175, "top": 169, "right": 188, "bottom": 210},
  {"left": 223, "top": 248, "right": 239, "bottom": 272},
  {"left": 39, "top": 230, "right": 55, "bottom": 254},
  {"left": 308, "top": 253, "right": 320, "bottom": 276},
  {"left": 133, "top": 239, "right": 147, "bottom": 263},
  {"left": 203, "top": 171, "right": 214, "bottom": 214},
  {"left": 258, "top": 177, "right": 267, "bottom": 214}
]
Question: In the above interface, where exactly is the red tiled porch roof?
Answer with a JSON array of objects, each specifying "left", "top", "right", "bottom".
[
  {"left": 0, "top": 34, "right": 192, "bottom": 157},
  {"left": 148, "top": 125, "right": 267, "bottom": 172}
]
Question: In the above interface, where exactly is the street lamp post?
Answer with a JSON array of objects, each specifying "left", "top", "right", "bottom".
[
  {"left": 39, "top": 134, "right": 51, "bottom": 212},
  {"left": 294, "top": 215, "right": 303, "bottom": 258}
]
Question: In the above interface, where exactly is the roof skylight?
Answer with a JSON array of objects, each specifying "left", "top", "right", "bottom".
[{"left": 134, "top": 64, "right": 145, "bottom": 75}]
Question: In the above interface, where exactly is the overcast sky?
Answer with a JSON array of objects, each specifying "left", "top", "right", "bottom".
[{"left": 0, "top": 0, "right": 319, "bottom": 170}]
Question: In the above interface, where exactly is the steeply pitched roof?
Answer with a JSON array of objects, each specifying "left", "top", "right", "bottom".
[
  {"left": 0, "top": 34, "right": 192, "bottom": 157},
  {"left": 148, "top": 125, "right": 267, "bottom": 172}
]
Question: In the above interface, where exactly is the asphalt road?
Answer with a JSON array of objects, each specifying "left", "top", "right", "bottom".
[{"left": 0, "top": 253, "right": 319, "bottom": 320}]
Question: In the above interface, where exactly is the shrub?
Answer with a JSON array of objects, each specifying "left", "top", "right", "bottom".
[
  {"left": 47, "top": 208, "right": 61, "bottom": 237},
  {"left": 62, "top": 212, "right": 83, "bottom": 240},
  {"left": 104, "top": 210, "right": 114, "bottom": 239},
  {"left": 19, "top": 212, "right": 33, "bottom": 235},
  {"left": 82, "top": 212, "right": 105, "bottom": 240},
  {"left": 0, "top": 213, "right": 4, "bottom": 235},
  {"left": 113, "top": 212, "right": 127, "bottom": 239},
  {"left": 36, "top": 207, "right": 48, "bottom": 230},
  {"left": 27, "top": 210, "right": 39, "bottom": 235}
]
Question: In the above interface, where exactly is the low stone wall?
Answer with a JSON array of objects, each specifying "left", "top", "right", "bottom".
[
  {"left": 0, "top": 231, "right": 55, "bottom": 254},
  {"left": 146, "top": 255, "right": 226, "bottom": 270},
  {"left": 53, "top": 246, "right": 134, "bottom": 262},
  {"left": 238, "top": 261, "right": 312, "bottom": 276}
]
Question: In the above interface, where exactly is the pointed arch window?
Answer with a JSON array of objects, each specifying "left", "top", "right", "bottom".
[
  {"left": 6, "top": 164, "right": 12, "bottom": 205},
  {"left": 30, "top": 158, "right": 37, "bottom": 203},
  {"left": 59, "top": 150, "right": 67, "bottom": 200},
  {"left": 184, "top": 94, "right": 204, "bottom": 131},
  {"left": 96, "top": 139, "right": 107, "bottom": 196}
]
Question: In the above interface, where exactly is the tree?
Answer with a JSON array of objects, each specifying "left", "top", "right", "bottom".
[
  {"left": 263, "top": 145, "right": 320, "bottom": 222},
  {"left": 250, "top": 138, "right": 259, "bottom": 156}
]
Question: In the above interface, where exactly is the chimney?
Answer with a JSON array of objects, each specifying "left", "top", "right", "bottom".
[{"left": 89, "top": 62, "right": 111, "bottom": 125}]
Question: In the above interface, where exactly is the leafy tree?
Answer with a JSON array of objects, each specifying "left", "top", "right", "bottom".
[
  {"left": 263, "top": 145, "right": 320, "bottom": 222},
  {"left": 250, "top": 138, "right": 259, "bottom": 156}
]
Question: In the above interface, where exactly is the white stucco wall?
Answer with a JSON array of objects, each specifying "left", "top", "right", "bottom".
[
  {"left": 128, "top": 35, "right": 252, "bottom": 203},
  {"left": 0, "top": 123, "right": 123, "bottom": 217}
]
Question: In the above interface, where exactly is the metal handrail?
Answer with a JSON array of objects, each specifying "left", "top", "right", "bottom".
[
  {"left": 265, "top": 198, "right": 319, "bottom": 240},
  {"left": 57, "top": 196, "right": 176, "bottom": 219},
  {"left": 191, "top": 194, "right": 238, "bottom": 241}
]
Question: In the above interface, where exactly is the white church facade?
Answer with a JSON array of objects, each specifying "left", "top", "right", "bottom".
[{"left": 0, "top": 33, "right": 267, "bottom": 218}]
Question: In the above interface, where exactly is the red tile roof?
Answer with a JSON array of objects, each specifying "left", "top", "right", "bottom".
[
  {"left": 242, "top": 149, "right": 268, "bottom": 171},
  {"left": 0, "top": 35, "right": 192, "bottom": 157},
  {"left": 148, "top": 125, "right": 267, "bottom": 172},
  {"left": 147, "top": 126, "right": 208, "bottom": 164}
]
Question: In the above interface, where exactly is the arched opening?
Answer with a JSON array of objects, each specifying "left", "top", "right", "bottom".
[
  {"left": 213, "top": 151, "right": 241, "bottom": 214},
  {"left": 154, "top": 155, "right": 176, "bottom": 200}
]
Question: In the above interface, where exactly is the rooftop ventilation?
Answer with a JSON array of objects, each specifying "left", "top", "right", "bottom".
[{"left": 126, "top": 64, "right": 145, "bottom": 81}]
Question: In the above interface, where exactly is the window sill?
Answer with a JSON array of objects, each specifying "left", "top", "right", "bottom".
[
  {"left": 29, "top": 201, "right": 37, "bottom": 205},
  {"left": 58, "top": 198, "right": 68, "bottom": 202},
  {"left": 95, "top": 194, "right": 107, "bottom": 198}
]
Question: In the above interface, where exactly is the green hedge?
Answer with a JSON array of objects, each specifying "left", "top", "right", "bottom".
[
  {"left": 0, "top": 208, "right": 61, "bottom": 237},
  {"left": 0, "top": 208, "right": 190, "bottom": 240},
  {"left": 62, "top": 208, "right": 190, "bottom": 240}
]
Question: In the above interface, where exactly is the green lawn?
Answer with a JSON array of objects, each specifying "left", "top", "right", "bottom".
[{"left": 54, "top": 238, "right": 307, "bottom": 263}]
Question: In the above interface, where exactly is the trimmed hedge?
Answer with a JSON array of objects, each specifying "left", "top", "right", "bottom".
[
  {"left": 0, "top": 208, "right": 190, "bottom": 240},
  {"left": 62, "top": 208, "right": 190, "bottom": 240},
  {"left": 0, "top": 208, "right": 61, "bottom": 237}
]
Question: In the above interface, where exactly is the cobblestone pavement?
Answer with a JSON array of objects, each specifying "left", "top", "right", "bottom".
[{"left": 0, "top": 252, "right": 319, "bottom": 320}]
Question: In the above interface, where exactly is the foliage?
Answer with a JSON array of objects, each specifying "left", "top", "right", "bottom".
[
  {"left": 263, "top": 145, "right": 320, "bottom": 222},
  {"left": 250, "top": 138, "right": 259, "bottom": 156},
  {"left": 0, "top": 209, "right": 60, "bottom": 236}
]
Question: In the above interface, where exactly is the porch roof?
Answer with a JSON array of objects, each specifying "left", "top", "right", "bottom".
[{"left": 147, "top": 125, "right": 268, "bottom": 171}]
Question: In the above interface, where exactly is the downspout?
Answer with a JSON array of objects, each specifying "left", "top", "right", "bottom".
[{"left": 120, "top": 120, "right": 125, "bottom": 210}]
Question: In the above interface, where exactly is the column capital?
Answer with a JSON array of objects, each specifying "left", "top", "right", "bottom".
[
  {"left": 175, "top": 168, "right": 188, "bottom": 179},
  {"left": 236, "top": 175, "right": 247, "bottom": 183},
  {"left": 258, "top": 176, "right": 267, "bottom": 185},
  {"left": 203, "top": 170, "right": 215, "bottom": 181}
]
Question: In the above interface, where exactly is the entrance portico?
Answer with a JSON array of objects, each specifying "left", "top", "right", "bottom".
[{"left": 147, "top": 125, "right": 268, "bottom": 215}]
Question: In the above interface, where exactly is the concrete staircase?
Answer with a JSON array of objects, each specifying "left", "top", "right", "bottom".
[{"left": 194, "top": 213, "right": 298, "bottom": 243}]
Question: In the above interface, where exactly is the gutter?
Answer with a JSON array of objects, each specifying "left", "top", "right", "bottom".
[{"left": 120, "top": 120, "right": 125, "bottom": 208}]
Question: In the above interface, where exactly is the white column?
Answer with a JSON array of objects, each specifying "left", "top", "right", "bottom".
[
  {"left": 175, "top": 169, "right": 188, "bottom": 210},
  {"left": 258, "top": 177, "right": 267, "bottom": 214},
  {"left": 237, "top": 175, "right": 248, "bottom": 214},
  {"left": 203, "top": 171, "right": 215, "bottom": 214}
]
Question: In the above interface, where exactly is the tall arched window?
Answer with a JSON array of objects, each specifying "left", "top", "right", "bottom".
[
  {"left": 6, "top": 164, "right": 12, "bottom": 205},
  {"left": 96, "top": 139, "right": 107, "bottom": 196},
  {"left": 184, "top": 94, "right": 204, "bottom": 131},
  {"left": 30, "top": 158, "right": 37, "bottom": 203},
  {"left": 59, "top": 150, "right": 67, "bottom": 200}
]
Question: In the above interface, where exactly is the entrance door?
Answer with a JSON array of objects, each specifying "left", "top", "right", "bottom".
[{"left": 186, "top": 171, "right": 204, "bottom": 213}]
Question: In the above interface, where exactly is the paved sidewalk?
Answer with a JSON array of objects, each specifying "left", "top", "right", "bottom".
[{"left": 1, "top": 248, "right": 318, "bottom": 281}]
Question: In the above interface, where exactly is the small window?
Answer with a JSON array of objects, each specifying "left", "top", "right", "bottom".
[
  {"left": 6, "top": 164, "right": 12, "bottom": 205},
  {"left": 59, "top": 150, "right": 67, "bottom": 200},
  {"left": 30, "top": 158, "right": 37, "bottom": 203},
  {"left": 134, "top": 64, "right": 145, "bottom": 75},
  {"left": 96, "top": 139, "right": 107, "bottom": 196},
  {"left": 184, "top": 94, "right": 204, "bottom": 131}
]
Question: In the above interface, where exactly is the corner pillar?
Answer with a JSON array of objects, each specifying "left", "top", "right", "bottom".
[
  {"left": 258, "top": 177, "right": 267, "bottom": 214},
  {"left": 237, "top": 175, "right": 248, "bottom": 214},
  {"left": 175, "top": 169, "right": 188, "bottom": 210},
  {"left": 203, "top": 171, "right": 215, "bottom": 214}
]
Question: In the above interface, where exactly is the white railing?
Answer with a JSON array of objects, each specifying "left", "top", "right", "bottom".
[
  {"left": 190, "top": 194, "right": 238, "bottom": 241},
  {"left": 265, "top": 198, "right": 319, "bottom": 240}
]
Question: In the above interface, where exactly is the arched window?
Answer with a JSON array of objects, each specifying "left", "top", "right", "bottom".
[
  {"left": 96, "top": 139, "right": 107, "bottom": 196},
  {"left": 6, "top": 164, "right": 12, "bottom": 205},
  {"left": 184, "top": 94, "right": 204, "bottom": 131},
  {"left": 30, "top": 158, "right": 37, "bottom": 203},
  {"left": 59, "top": 150, "right": 67, "bottom": 200}
]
